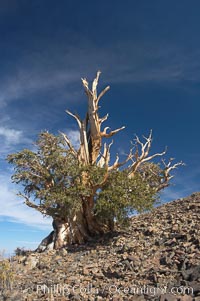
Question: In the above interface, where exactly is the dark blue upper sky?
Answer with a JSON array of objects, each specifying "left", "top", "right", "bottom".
[{"left": 0, "top": 0, "right": 200, "bottom": 253}]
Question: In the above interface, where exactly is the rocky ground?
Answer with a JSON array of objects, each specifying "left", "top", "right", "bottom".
[{"left": 0, "top": 192, "right": 200, "bottom": 301}]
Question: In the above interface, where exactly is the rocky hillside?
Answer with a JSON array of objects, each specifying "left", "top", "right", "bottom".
[{"left": 1, "top": 192, "right": 200, "bottom": 301}]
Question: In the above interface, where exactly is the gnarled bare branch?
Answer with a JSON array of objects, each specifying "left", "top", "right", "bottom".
[
  {"left": 92, "top": 70, "right": 101, "bottom": 99},
  {"left": 18, "top": 193, "right": 45, "bottom": 214},
  {"left": 156, "top": 159, "right": 185, "bottom": 191},
  {"left": 66, "top": 110, "right": 89, "bottom": 164},
  {"left": 66, "top": 110, "right": 82, "bottom": 129},
  {"left": 101, "top": 126, "right": 125, "bottom": 138},
  {"left": 96, "top": 86, "right": 110, "bottom": 105},
  {"left": 60, "top": 132, "right": 77, "bottom": 157},
  {"left": 128, "top": 131, "right": 167, "bottom": 177},
  {"left": 108, "top": 149, "right": 133, "bottom": 171},
  {"left": 80, "top": 71, "right": 121, "bottom": 164},
  {"left": 99, "top": 113, "right": 109, "bottom": 125},
  {"left": 97, "top": 141, "right": 113, "bottom": 168}
]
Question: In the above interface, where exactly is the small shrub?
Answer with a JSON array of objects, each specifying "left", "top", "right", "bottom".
[
  {"left": 0, "top": 259, "right": 14, "bottom": 289},
  {"left": 14, "top": 247, "right": 30, "bottom": 256}
]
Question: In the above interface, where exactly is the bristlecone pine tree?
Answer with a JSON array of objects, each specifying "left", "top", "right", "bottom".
[{"left": 7, "top": 72, "right": 184, "bottom": 251}]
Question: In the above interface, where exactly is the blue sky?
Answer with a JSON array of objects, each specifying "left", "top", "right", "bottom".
[{"left": 0, "top": 0, "right": 200, "bottom": 255}]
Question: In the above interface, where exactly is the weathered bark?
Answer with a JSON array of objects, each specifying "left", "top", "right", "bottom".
[
  {"left": 36, "top": 203, "right": 106, "bottom": 251},
  {"left": 34, "top": 72, "right": 183, "bottom": 251},
  {"left": 65, "top": 71, "right": 125, "bottom": 165},
  {"left": 127, "top": 132, "right": 184, "bottom": 191}
]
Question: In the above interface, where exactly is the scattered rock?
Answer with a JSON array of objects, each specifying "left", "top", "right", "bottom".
[{"left": 1, "top": 192, "right": 200, "bottom": 300}]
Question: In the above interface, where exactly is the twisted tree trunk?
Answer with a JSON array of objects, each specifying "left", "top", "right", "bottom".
[
  {"left": 36, "top": 201, "right": 105, "bottom": 251},
  {"left": 33, "top": 71, "right": 183, "bottom": 251}
]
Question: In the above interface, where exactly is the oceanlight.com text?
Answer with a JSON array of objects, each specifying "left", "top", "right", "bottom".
[{"left": 36, "top": 283, "right": 194, "bottom": 297}]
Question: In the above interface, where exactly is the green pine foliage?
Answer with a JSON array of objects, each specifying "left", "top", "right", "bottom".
[
  {"left": 94, "top": 169, "right": 159, "bottom": 226},
  {"left": 7, "top": 131, "right": 160, "bottom": 227},
  {"left": 0, "top": 259, "right": 14, "bottom": 290}
]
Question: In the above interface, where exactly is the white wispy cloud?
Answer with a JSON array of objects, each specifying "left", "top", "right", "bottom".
[
  {"left": 0, "top": 42, "right": 185, "bottom": 104},
  {"left": 0, "top": 68, "right": 80, "bottom": 108},
  {"left": 0, "top": 127, "right": 24, "bottom": 145},
  {"left": 1, "top": 39, "right": 200, "bottom": 113},
  {"left": 0, "top": 125, "right": 32, "bottom": 157},
  {"left": 65, "top": 129, "right": 80, "bottom": 150},
  {"left": 0, "top": 174, "right": 52, "bottom": 231}
]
